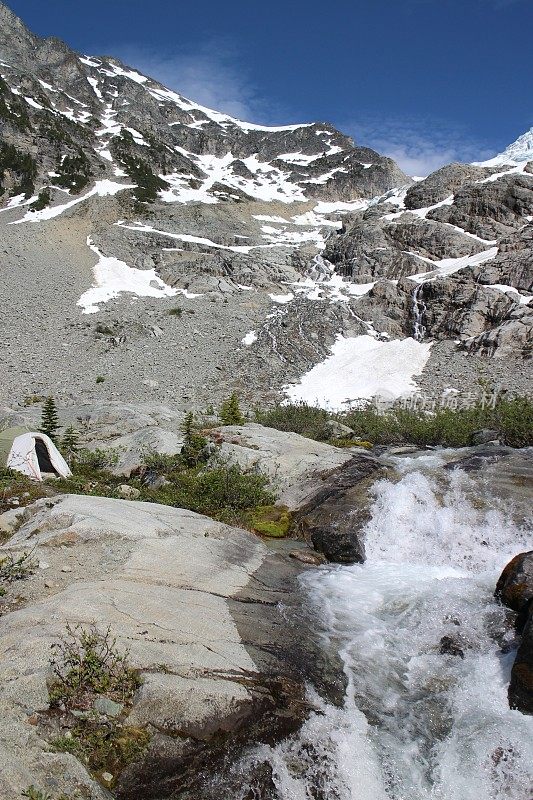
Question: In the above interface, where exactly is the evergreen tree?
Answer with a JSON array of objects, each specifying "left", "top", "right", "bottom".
[
  {"left": 219, "top": 392, "right": 245, "bottom": 426},
  {"left": 39, "top": 397, "right": 60, "bottom": 443},
  {"left": 61, "top": 425, "right": 80, "bottom": 464},
  {"left": 179, "top": 412, "right": 208, "bottom": 467}
]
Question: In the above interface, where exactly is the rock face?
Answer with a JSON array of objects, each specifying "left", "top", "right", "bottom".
[
  {"left": 0, "top": 493, "right": 345, "bottom": 798},
  {"left": 495, "top": 551, "right": 533, "bottom": 714},
  {"left": 404, "top": 163, "right": 490, "bottom": 209},
  {"left": 0, "top": 3, "right": 532, "bottom": 409}
]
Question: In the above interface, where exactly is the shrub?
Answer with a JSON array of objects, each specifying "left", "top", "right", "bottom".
[
  {"left": 39, "top": 396, "right": 60, "bottom": 443},
  {"left": 140, "top": 461, "right": 275, "bottom": 525},
  {"left": 0, "top": 550, "right": 37, "bottom": 595},
  {"left": 167, "top": 307, "right": 182, "bottom": 317},
  {"left": 95, "top": 375, "right": 105, "bottom": 384},
  {"left": 51, "top": 152, "right": 92, "bottom": 194},
  {"left": 72, "top": 448, "right": 119, "bottom": 472},
  {"left": 255, "top": 402, "right": 331, "bottom": 441},
  {"left": 179, "top": 412, "right": 208, "bottom": 467},
  {"left": 30, "top": 188, "right": 51, "bottom": 211},
  {"left": 340, "top": 396, "right": 533, "bottom": 448},
  {"left": 48, "top": 623, "right": 141, "bottom": 710},
  {"left": 61, "top": 426, "right": 80, "bottom": 464},
  {"left": 220, "top": 392, "right": 245, "bottom": 426}
]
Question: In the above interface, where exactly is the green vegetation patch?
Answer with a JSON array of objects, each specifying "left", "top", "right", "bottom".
[
  {"left": 0, "top": 141, "right": 37, "bottom": 198},
  {"left": 254, "top": 397, "right": 533, "bottom": 449},
  {"left": 0, "top": 76, "right": 30, "bottom": 131},
  {"left": 51, "top": 152, "right": 93, "bottom": 194},
  {"left": 51, "top": 722, "right": 150, "bottom": 785},
  {"left": 255, "top": 402, "right": 331, "bottom": 441},
  {"left": 111, "top": 130, "right": 169, "bottom": 204},
  {"left": 340, "top": 396, "right": 533, "bottom": 449},
  {"left": 0, "top": 468, "right": 52, "bottom": 519},
  {"left": 46, "top": 624, "right": 148, "bottom": 787},
  {"left": 0, "top": 550, "right": 37, "bottom": 596},
  {"left": 249, "top": 505, "right": 292, "bottom": 537},
  {"left": 48, "top": 623, "right": 141, "bottom": 710}
]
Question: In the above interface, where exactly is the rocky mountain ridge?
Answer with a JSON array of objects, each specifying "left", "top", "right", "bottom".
[{"left": 0, "top": 0, "right": 531, "bottom": 409}]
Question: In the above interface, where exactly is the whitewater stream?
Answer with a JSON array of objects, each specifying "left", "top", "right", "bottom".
[{"left": 246, "top": 450, "right": 533, "bottom": 800}]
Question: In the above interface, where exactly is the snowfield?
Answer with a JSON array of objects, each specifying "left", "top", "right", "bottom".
[
  {"left": 77, "top": 238, "right": 178, "bottom": 313},
  {"left": 285, "top": 334, "right": 433, "bottom": 409}
]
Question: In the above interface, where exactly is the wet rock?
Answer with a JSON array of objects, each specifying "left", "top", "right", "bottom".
[
  {"left": 508, "top": 612, "right": 533, "bottom": 715},
  {"left": 294, "top": 454, "right": 386, "bottom": 563},
  {"left": 444, "top": 446, "right": 512, "bottom": 472},
  {"left": 439, "top": 635, "right": 465, "bottom": 658},
  {"left": 496, "top": 551, "right": 533, "bottom": 715},
  {"left": 495, "top": 551, "right": 533, "bottom": 618},
  {"left": 289, "top": 549, "right": 326, "bottom": 565},
  {"left": 471, "top": 429, "right": 500, "bottom": 445}
]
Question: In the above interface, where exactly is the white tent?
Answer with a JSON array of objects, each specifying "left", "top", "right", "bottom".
[{"left": 0, "top": 427, "right": 72, "bottom": 481}]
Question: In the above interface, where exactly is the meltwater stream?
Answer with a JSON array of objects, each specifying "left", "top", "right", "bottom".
[{"left": 249, "top": 451, "right": 533, "bottom": 800}]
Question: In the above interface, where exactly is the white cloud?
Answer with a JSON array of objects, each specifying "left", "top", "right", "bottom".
[
  {"left": 111, "top": 41, "right": 271, "bottom": 123},
  {"left": 347, "top": 116, "right": 495, "bottom": 177}
]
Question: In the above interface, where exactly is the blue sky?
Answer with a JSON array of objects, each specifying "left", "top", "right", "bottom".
[{"left": 6, "top": 0, "right": 533, "bottom": 174}]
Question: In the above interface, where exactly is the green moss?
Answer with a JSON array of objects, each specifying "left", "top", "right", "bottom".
[
  {"left": 249, "top": 505, "right": 292, "bottom": 537},
  {"left": 330, "top": 438, "right": 373, "bottom": 449}
]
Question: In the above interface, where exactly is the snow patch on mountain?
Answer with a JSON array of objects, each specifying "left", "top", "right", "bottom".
[
  {"left": 474, "top": 126, "right": 533, "bottom": 167},
  {"left": 285, "top": 334, "right": 432, "bottom": 409},
  {"left": 78, "top": 238, "right": 178, "bottom": 313},
  {"left": 12, "top": 181, "right": 134, "bottom": 223}
]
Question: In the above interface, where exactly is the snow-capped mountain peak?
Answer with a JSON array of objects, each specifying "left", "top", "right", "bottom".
[{"left": 475, "top": 125, "right": 533, "bottom": 167}]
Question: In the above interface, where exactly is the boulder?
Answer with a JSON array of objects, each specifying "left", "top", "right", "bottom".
[
  {"left": 508, "top": 613, "right": 533, "bottom": 715},
  {"left": 294, "top": 454, "right": 386, "bottom": 563},
  {"left": 0, "top": 494, "right": 344, "bottom": 798},
  {"left": 495, "top": 551, "right": 533, "bottom": 715},
  {"left": 495, "top": 551, "right": 533, "bottom": 617}
]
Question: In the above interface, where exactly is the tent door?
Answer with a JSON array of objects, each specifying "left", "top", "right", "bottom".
[{"left": 35, "top": 438, "right": 59, "bottom": 476}]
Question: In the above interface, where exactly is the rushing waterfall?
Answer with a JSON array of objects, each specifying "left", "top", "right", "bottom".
[
  {"left": 240, "top": 451, "right": 533, "bottom": 800},
  {"left": 412, "top": 284, "right": 428, "bottom": 341}
]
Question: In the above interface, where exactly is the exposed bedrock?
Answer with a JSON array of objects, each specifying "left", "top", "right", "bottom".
[
  {"left": 323, "top": 208, "right": 485, "bottom": 282},
  {"left": 472, "top": 224, "right": 533, "bottom": 293},
  {"left": 426, "top": 172, "right": 533, "bottom": 239},
  {"left": 0, "top": 492, "right": 347, "bottom": 799}
]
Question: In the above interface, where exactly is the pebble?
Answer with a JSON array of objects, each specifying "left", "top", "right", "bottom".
[
  {"left": 60, "top": 566, "right": 72, "bottom": 573},
  {"left": 101, "top": 772, "right": 113, "bottom": 783}
]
